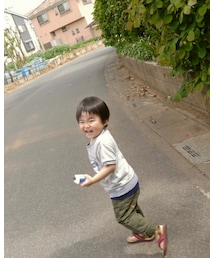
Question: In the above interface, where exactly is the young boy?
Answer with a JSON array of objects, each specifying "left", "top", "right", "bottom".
[{"left": 75, "top": 96, "right": 167, "bottom": 256}]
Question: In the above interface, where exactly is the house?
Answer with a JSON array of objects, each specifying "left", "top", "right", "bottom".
[
  {"left": 4, "top": 9, "right": 42, "bottom": 59},
  {"left": 27, "top": 0, "right": 101, "bottom": 51}
]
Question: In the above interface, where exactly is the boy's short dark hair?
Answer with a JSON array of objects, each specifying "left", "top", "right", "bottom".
[{"left": 76, "top": 96, "right": 110, "bottom": 124}]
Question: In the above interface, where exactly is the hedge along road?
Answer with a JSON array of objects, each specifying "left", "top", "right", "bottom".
[{"left": 4, "top": 47, "right": 210, "bottom": 258}]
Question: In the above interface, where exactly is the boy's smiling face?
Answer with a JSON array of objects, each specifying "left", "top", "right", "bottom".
[{"left": 78, "top": 112, "right": 108, "bottom": 140}]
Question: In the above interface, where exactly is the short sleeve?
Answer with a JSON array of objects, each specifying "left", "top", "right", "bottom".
[{"left": 96, "top": 141, "right": 117, "bottom": 167}]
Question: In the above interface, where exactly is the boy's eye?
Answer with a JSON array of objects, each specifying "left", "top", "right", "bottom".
[{"left": 89, "top": 119, "right": 95, "bottom": 122}]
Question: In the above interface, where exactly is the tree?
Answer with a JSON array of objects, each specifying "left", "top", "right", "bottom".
[
  {"left": 4, "top": 27, "right": 27, "bottom": 70},
  {"left": 93, "top": 0, "right": 210, "bottom": 100}
]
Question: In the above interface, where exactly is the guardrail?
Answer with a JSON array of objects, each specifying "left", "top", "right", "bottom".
[{"left": 4, "top": 58, "right": 50, "bottom": 85}]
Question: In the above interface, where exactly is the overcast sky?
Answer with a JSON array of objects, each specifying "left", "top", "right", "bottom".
[{"left": 4, "top": 0, "right": 44, "bottom": 15}]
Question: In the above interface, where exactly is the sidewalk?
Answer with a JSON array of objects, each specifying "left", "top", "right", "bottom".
[{"left": 105, "top": 51, "right": 210, "bottom": 180}]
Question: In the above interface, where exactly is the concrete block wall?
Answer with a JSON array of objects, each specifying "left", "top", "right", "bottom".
[{"left": 119, "top": 55, "right": 210, "bottom": 125}]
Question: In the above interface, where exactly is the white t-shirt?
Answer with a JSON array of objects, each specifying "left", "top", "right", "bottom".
[{"left": 87, "top": 129, "right": 138, "bottom": 198}]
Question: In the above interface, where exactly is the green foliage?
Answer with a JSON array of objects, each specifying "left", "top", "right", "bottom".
[
  {"left": 26, "top": 52, "right": 45, "bottom": 63},
  {"left": 116, "top": 37, "right": 155, "bottom": 61},
  {"left": 4, "top": 28, "right": 27, "bottom": 69},
  {"left": 93, "top": 0, "right": 137, "bottom": 45},
  {"left": 26, "top": 37, "right": 101, "bottom": 63},
  {"left": 94, "top": 0, "right": 210, "bottom": 100},
  {"left": 27, "top": 45, "right": 74, "bottom": 62}
]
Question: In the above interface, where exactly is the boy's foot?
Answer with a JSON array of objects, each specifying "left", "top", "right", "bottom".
[
  {"left": 127, "top": 233, "right": 155, "bottom": 243},
  {"left": 156, "top": 224, "right": 167, "bottom": 256}
]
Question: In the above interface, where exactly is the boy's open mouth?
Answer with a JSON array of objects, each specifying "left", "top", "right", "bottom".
[{"left": 85, "top": 130, "right": 93, "bottom": 133}]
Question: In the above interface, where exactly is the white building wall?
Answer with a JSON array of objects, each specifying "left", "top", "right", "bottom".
[
  {"left": 4, "top": 10, "right": 42, "bottom": 59},
  {"left": 24, "top": 19, "right": 42, "bottom": 53},
  {"left": 77, "top": 0, "right": 95, "bottom": 24}
]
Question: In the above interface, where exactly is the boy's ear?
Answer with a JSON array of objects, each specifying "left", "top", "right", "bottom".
[{"left": 104, "top": 119, "right": 109, "bottom": 127}]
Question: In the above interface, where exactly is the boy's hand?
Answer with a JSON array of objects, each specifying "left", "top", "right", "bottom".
[
  {"left": 80, "top": 164, "right": 116, "bottom": 187},
  {"left": 80, "top": 174, "right": 94, "bottom": 187}
]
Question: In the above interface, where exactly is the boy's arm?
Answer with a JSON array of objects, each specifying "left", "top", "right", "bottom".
[{"left": 81, "top": 164, "right": 116, "bottom": 187}]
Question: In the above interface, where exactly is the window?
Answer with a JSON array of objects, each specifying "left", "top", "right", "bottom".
[
  {"left": 58, "top": 1, "right": 70, "bottom": 14},
  {"left": 76, "top": 28, "right": 80, "bottom": 33},
  {"left": 44, "top": 42, "right": 52, "bottom": 50},
  {"left": 62, "top": 26, "right": 67, "bottom": 32},
  {"left": 25, "top": 40, "right": 35, "bottom": 52},
  {"left": 71, "top": 30, "right": 75, "bottom": 35},
  {"left": 18, "top": 24, "right": 27, "bottom": 33},
  {"left": 82, "top": 0, "right": 92, "bottom": 4},
  {"left": 51, "top": 31, "right": 56, "bottom": 37},
  {"left": 37, "top": 13, "right": 48, "bottom": 25}
]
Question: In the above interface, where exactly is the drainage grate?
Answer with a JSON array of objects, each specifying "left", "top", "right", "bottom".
[{"left": 182, "top": 145, "right": 200, "bottom": 157}]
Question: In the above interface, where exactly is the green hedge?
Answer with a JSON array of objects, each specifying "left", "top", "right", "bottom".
[
  {"left": 93, "top": 0, "right": 210, "bottom": 101},
  {"left": 27, "top": 37, "right": 101, "bottom": 63}
]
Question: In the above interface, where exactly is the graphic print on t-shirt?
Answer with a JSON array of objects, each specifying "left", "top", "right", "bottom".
[{"left": 90, "top": 160, "right": 99, "bottom": 174}]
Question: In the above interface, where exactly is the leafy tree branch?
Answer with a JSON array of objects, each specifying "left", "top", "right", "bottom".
[{"left": 93, "top": 0, "right": 210, "bottom": 101}]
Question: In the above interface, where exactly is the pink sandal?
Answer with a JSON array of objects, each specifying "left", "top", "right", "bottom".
[
  {"left": 127, "top": 233, "right": 155, "bottom": 243},
  {"left": 156, "top": 224, "right": 167, "bottom": 256}
]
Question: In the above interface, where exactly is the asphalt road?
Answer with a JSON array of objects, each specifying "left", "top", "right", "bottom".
[{"left": 4, "top": 47, "right": 210, "bottom": 258}]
